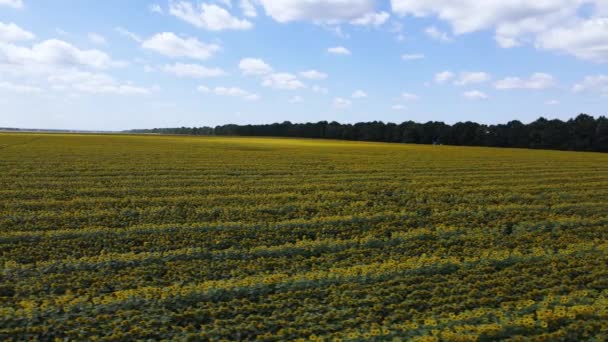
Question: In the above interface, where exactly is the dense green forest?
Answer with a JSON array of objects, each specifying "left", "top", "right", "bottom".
[{"left": 128, "top": 114, "right": 608, "bottom": 152}]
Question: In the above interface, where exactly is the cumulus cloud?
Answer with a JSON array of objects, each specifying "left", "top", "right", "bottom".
[
  {"left": 391, "top": 0, "right": 608, "bottom": 61},
  {"left": 0, "top": 0, "right": 23, "bottom": 8},
  {"left": 312, "top": 85, "right": 329, "bottom": 94},
  {"left": 352, "top": 90, "right": 367, "bottom": 98},
  {"left": 0, "top": 30, "right": 151, "bottom": 97},
  {"left": 0, "top": 81, "right": 42, "bottom": 93},
  {"left": 257, "top": 0, "right": 376, "bottom": 24},
  {"left": 535, "top": 18, "right": 608, "bottom": 62},
  {"left": 572, "top": 75, "right": 608, "bottom": 95},
  {"left": 402, "top": 92, "right": 419, "bottom": 101},
  {"left": 239, "top": 58, "right": 272, "bottom": 75},
  {"left": 262, "top": 72, "right": 305, "bottom": 90},
  {"left": 495, "top": 73, "right": 556, "bottom": 90},
  {"left": 240, "top": 0, "right": 257, "bottom": 17},
  {"left": 432, "top": 70, "right": 491, "bottom": 86},
  {"left": 142, "top": 32, "right": 220, "bottom": 60},
  {"left": 546, "top": 99, "right": 559, "bottom": 105},
  {"left": 149, "top": 4, "right": 163, "bottom": 13},
  {"left": 169, "top": 1, "right": 253, "bottom": 31},
  {"left": 88, "top": 33, "right": 106, "bottom": 45},
  {"left": 115, "top": 27, "right": 143, "bottom": 43},
  {"left": 425, "top": 26, "right": 451, "bottom": 42},
  {"left": 0, "top": 39, "right": 122, "bottom": 69},
  {"left": 199, "top": 85, "right": 259, "bottom": 100},
  {"left": 350, "top": 11, "right": 390, "bottom": 26},
  {"left": 163, "top": 63, "right": 226, "bottom": 78},
  {"left": 0, "top": 22, "right": 35, "bottom": 42},
  {"left": 401, "top": 53, "right": 425, "bottom": 60},
  {"left": 453, "top": 72, "right": 491, "bottom": 86},
  {"left": 463, "top": 90, "right": 488, "bottom": 100},
  {"left": 328, "top": 46, "right": 351, "bottom": 55},
  {"left": 391, "top": 0, "right": 578, "bottom": 35},
  {"left": 333, "top": 97, "right": 351, "bottom": 108},
  {"left": 48, "top": 70, "right": 153, "bottom": 95},
  {"left": 215, "top": 87, "right": 259, "bottom": 100},
  {"left": 299, "top": 69, "right": 327, "bottom": 80},
  {"left": 435, "top": 71, "right": 454, "bottom": 83}
]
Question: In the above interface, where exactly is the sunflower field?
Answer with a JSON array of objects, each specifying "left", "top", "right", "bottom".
[{"left": 1, "top": 133, "right": 607, "bottom": 341}]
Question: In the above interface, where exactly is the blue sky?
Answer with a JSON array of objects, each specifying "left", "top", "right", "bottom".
[{"left": 0, "top": 0, "right": 607, "bottom": 130}]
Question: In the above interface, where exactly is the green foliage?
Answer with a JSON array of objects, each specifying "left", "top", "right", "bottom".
[{"left": 128, "top": 114, "right": 608, "bottom": 152}]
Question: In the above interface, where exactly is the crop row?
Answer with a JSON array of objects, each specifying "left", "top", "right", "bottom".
[{"left": 1, "top": 133, "right": 607, "bottom": 340}]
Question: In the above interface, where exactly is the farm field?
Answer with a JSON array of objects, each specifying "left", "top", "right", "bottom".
[{"left": 1, "top": 133, "right": 608, "bottom": 341}]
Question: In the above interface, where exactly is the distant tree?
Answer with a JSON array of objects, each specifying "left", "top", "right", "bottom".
[
  {"left": 452, "top": 122, "right": 480, "bottom": 146},
  {"left": 594, "top": 116, "right": 608, "bottom": 152},
  {"left": 129, "top": 114, "right": 608, "bottom": 152},
  {"left": 401, "top": 121, "right": 420, "bottom": 144},
  {"left": 570, "top": 114, "right": 597, "bottom": 151},
  {"left": 505, "top": 120, "right": 529, "bottom": 148}
]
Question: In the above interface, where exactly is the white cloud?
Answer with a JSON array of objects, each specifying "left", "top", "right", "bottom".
[
  {"left": 494, "top": 35, "right": 520, "bottom": 49},
  {"left": 169, "top": 1, "right": 253, "bottom": 31},
  {"left": 240, "top": 0, "right": 257, "bottom": 17},
  {"left": 435, "top": 71, "right": 454, "bottom": 83},
  {"left": 216, "top": 87, "right": 259, "bottom": 100},
  {"left": 391, "top": 0, "right": 608, "bottom": 62},
  {"left": 115, "top": 27, "right": 143, "bottom": 43},
  {"left": 401, "top": 53, "right": 425, "bottom": 60},
  {"left": 535, "top": 18, "right": 608, "bottom": 62},
  {"left": 352, "top": 90, "right": 367, "bottom": 98},
  {"left": 199, "top": 85, "right": 259, "bottom": 100},
  {"left": 572, "top": 75, "right": 608, "bottom": 95},
  {"left": 0, "top": 22, "right": 35, "bottom": 42},
  {"left": 88, "top": 33, "right": 106, "bottom": 45},
  {"left": 163, "top": 63, "right": 226, "bottom": 78},
  {"left": 328, "top": 46, "right": 351, "bottom": 55},
  {"left": 545, "top": 99, "right": 559, "bottom": 105},
  {"left": 392, "top": 104, "right": 406, "bottom": 110},
  {"left": 0, "top": 81, "right": 42, "bottom": 93},
  {"left": 48, "top": 70, "right": 153, "bottom": 95},
  {"left": 350, "top": 11, "right": 390, "bottom": 26},
  {"left": 262, "top": 72, "right": 305, "bottom": 90},
  {"left": 327, "top": 25, "right": 350, "bottom": 38},
  {"left": 142, "top": 32, "right": 220, "bottom": 60},
  {"left": 432, "top": 70, "right": 492, "bottom": 86},
  {"left": 425, "top": 26, "right": 451, "bottom": 42},
  {"left": 454, "top": 72, "right": 491, "bottom": 86},
  {"left": 391, "top": 0, "right": 579, "bottom": 35},
  {"left": 463, "top": 90, "right": 488, "bottom": 100},
  {"left": 289, "top": 95, "right": 303, "bottom": 103},
  {"left": 0, "top": 37, "right": 150, "bottom": 98},
  {"left": 495, "top": 73, "right": 556, "bottom": 90},
  {"left": 300, "top": 69, "right": 327, "bottom": 80},
  {"left": 149, "top": 4, "right": 163, "bottom": 13},
  {"left": 257, "top": 0, "right": 376, "bottom": 24},
  {"left": 402, "top": 92, "right": 419, "bottom": 101},
  {"left": 0, "top": 39, "right": 122, "bottom": 69},
  {"left": 0, "top": 0, "right": 23, "bottom": 9},
  {"left": 312, "top": 85, "right": 329, "bottom": 94},
  {"left": 333, "top": 97, "right": 351, "bottom": 108},
  {"left": 239, "top": 58, "right": 272, "bottom": 75}
]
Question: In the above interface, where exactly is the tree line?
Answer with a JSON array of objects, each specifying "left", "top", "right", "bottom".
[{"left": 127, "top": 114, "right": 608, "bottom": 152}]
